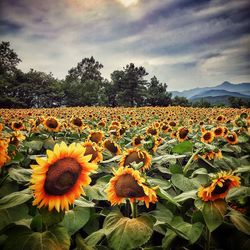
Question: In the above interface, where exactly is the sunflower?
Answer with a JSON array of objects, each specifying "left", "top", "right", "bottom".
[
  {"left": 176, "top": 127, "right": 189, "bottom": 142},
  {"left": 103, "top": 139, "right": 122, "bottom": 155},
  {"left": 81, "top": 141, "right": 103, "bottom": 163},
  {"left": 30, "top": 142, "right": 97, "bottom": 212},
  {"left": 119, "top": 148, "right": 151, "bottom": 171},
  {"left": 70, "top": 116, "right": 85, "bottom": 130},
  {"left": 88, "top": 130, "right": 104, "bottom": 144},
  {"left": 146, "top": 126, "right": 158, "bottom": 136},
  {"left": 9, "top": 131, "right": 26, "bottom": 146},
  {"left": 0, "top": 138, "right": 10, "bottom": 168},
  {"left": 11, "top": 121, "right": 24, "bottom": 131},
  {"left": 201, "top": 131, "right": 214, "bottom": 143},
  {"left": 213, "top": 127, "right": 224, "bottom": 137},
  {"left": 226, "top": 132, "right": 238, "bottom": 144},
  {"left": 132, "top": 135, "right": 144, "bottom": 147},
  {"left": 43, "top": 117, "right": 61, "bottom": 132},
  {"left": 106, "top": 167, "right": 158, "bottom": 208},
  {"left": 198, "top": 171, "right": 240, "bottom": 201}
]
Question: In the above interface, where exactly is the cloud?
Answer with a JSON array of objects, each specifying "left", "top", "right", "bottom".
[{"left": 0, "top": 0, "right": 249, "bottom": 90}]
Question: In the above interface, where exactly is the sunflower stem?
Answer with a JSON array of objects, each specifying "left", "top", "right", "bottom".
[
  {"left": 125, "top": 199, "right": 130, "bottom": 217},
  {"left": 131, "top": 200, "right": 138, "bottom": 218},
  {"left": 205, "top": 227, "right": 211, "bottom": 250},
  {"left": 183, "top": 148, "right": 202, "bottom": 175}
]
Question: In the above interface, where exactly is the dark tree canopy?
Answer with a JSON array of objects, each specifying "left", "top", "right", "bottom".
[
  {"left": 3, "top": 41, "right": 244, "bottom": 109},
  {"left": 0, "top": 41, "right": 21, "bottom": 75}
]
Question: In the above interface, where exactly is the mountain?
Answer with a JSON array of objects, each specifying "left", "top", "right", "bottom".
[
  {"left": 190, "top": 89, "right": 250, "bottom": 100},
  {"left": 171, "top": 82, "right": 250, "bottom": 100}
]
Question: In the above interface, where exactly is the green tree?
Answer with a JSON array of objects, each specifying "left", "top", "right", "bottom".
[
  {"left": 171, "top": 96, "right": 190, "bottom": 107},
  {"left": 64, "top": 56, "right": 104, "bottom": 106},
  {"left": 0, "top": 41, "right": 21, "bottom": 75},
  {"left": 146, "top": 76, "right": 172, "bottom": 106},
  {"left": 0, "top": 41, "right": 23, "bottom": 107},
  {"left": 111, "top": 63, "right": 148, "bottom": 107},
  {"left": 13, "top": 69, "right": 64, "bottom": 108}
]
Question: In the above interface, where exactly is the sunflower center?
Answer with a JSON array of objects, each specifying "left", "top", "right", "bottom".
[
  {"left": 114, "top": 174, "right": 145, "bottom": 198},
  {"left": 134, "top": 137, "right": 142, "bottom": 145},
  {"left": 105, "top": 141, "right": 118, "bottom": 154},
  {"left": 90, "top": 133, "right": 102, "bottom": 143},
  {"left": 179, "top": 128, "right": 189, "bottom": 138},
  {"left": 227, "top": 134, "right": 236, "bottom": 142},
  {"left": 46, "top": 118, "right": 58, "bottom": 129},
  {"left": 14, "top": 122, "right": 22, "bottom": 129},
  {"left": 73, "top": 118, "right": 83, "bottom": 127},
  {"left": 44, "top": 157, "right": 81, "bottom": 195},
  {"left": 211, "top": 179, "right": 231, "bottom": 195},
  {"left": 214, "top": 128, "right": 222, "bottom": 135},
  {"left": 124, "top": 151, "right": 146, "bottom": 166},
  {"left": 203, "top": 132, "right": 211, "bottom": 140},
  {"left": 84, "top": 145, "right": 98, "bottom": 161}
]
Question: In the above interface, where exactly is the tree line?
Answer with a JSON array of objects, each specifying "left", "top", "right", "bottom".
[{"left": 0, "top": 41, "right": 248, "bottom": 108}]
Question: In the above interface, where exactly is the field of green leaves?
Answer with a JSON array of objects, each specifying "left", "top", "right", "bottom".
[{"left": 0, "top": 106, "right": 249, "bottom": 250}]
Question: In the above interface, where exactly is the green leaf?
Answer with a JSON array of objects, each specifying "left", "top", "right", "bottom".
[
  {"left": 8, "top": 167, "right": 32, "bottom": 183},
  {"left": 104, "top": 211, "right": 154, "bottom": 250},
  {"left": 226, "top": 186, "right": 250, "bottom": 201},
  {"left": 162, "top": 216, "right": 203, "bottom": 249},
  {"left": 74, "top": 196, "right": 95, "bottom": 207},
  {"left": 39, "top": 208, "right": 65, "bottom": 227},
  {"left": 24, "top": 140, "right": 43, "bottom": 151},
  {"left": 5, "top": 152, "right": 24, "bottom": 165},
  {"left": 234, "top": 165, "right": 250, "bottom": 173},
  {"left": 229, "top": 209, "right": 250, "bottom": 235},
  {"left": 3, "top": 225, "right": 70, "bottom": 250},
  {"left": 0, "top": 204, "right": 32, "bottom": 231},
  {"left": 150, "top": 202, "right": 173, "bottom": 225},
  {"left": 171, "top": 174, "right": 200, "bottom": 192},
  {"left": 75, "top": 234, "right": 95, "bottom": 250},
  {"left": 61, "top": 206, "right": 90, "bottom": 235},
  {"left": 172, "top": 141, "right": 193, "bottom": 154},
  {"left": 174, "top": 190, "right": 197, "bottom": 202},
  {"left": 147, "top": 177, "right": 171, "bottom": 190},
  {"left": 156, "top": 188, "right": 181, "bottom": 207},
  {"left": 85, "top": 229, "right": 106, "bottom": 246},
  {"left": 202, "top": 200, "right": 227, "bottom": 232},
  {"left": 0, "top": 189, "right": 32, "bottom": 209}
]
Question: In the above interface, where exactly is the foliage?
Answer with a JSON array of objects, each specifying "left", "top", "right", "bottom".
[{"left": 0, "top": 106, "right": 249, "bottom": 249}]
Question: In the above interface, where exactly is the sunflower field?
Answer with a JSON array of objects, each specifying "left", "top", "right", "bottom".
[{"left": 0, "top": 106, "right": 249, "bottom": 250}]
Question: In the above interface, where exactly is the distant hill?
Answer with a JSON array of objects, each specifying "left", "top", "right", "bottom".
[
  {"left": 190, "top": 89, "right": 250, "bottom": 100},
  {"left": 171, "top": 81, "right": 250, "bottom": 104}
]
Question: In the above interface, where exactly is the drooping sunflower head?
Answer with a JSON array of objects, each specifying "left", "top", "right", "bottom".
[
  {"left": 30, "top": 142, "right": 97, "bottom": 212},
  {"left": 131, "top": 135, "right": 144, "bottom": 147},
  {"left": 70, "top": 116, "right": 84, "bottom": 130},
  {"left": 11, "top": 121, "right": 24, "bottom": 131},
  {"left": 88, "top": 130, "right": 104, "bottom": 144},
  {"left": 103, "top": 139, "right": 122, "bottom": 155},
  {"left": 201, "top": 131, "right": 215, "bottom": 143},
  {"left": 216, "top": 115, "right": 225, "bottom": 123},
  {"left": 146, "top": 126, "right": 158, "bottom": 136},
  {"left": 119, "top": 148, "right": 151, "bottom": 171},
  {"left": 198, "top": 171, "right": 240, "bottom": 202},
  {"left": 226, "top": 132, "right": 238, "bottom": 145},
  {"left": 106, "top": 167, "right": 158, "bottom": 208},
  {"left": 43, "top": 117, "right": 61, "bottom": 132},
  {"left": 81, "top": 141, "right": 103, "bottom": 163},
  {"left": 213, "top": 127, "right": 224, "bottom": 137},
  {"left": 176, "top": 127, "right": 189, "bottom": 142}
]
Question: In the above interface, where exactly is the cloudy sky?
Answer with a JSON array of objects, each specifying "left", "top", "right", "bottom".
[{"left": 0, "top": 0, "right": 250, "bottom": 90}]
